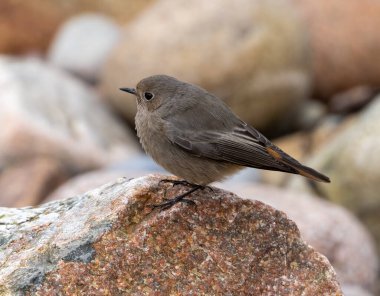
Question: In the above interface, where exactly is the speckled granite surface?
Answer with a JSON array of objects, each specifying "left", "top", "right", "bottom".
[{"left": 0, "top": 174, "right": 342, "bottom": 295}]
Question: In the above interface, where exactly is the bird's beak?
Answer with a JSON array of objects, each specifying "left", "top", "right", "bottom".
[{"left": 119, "top": 87, "right": 137, "bottom": 96}]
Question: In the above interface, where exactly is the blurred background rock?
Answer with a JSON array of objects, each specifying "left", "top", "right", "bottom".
[
  {"left": 1, "top": 0, "right": 380, "bottom": 294},
  {"left": 100, "top": 0, "right": 312, "bottom": 133}
]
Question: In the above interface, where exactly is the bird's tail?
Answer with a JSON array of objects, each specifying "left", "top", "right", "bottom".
[
  {"left": 281, "top": 158, "right": 330, "bottom": 183},
  {"left": 266, "top": 146, "right": 330, "bottom": 183}
]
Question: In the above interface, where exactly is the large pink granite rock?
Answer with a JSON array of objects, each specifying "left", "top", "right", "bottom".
[{"left": 0, "top": 175, "right": 341, "bottom": 295}]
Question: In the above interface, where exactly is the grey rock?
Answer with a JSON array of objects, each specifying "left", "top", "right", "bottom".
[
  {"left": 341, "top": 284, "right": 373, "bottom": 296},
  {"left": 48, "top": 13, "right": 121, "bottom": 82},
  {"left": 45, "top": 155, "right": 166, "bottom": 202},
  {"left": 0, "top": 55, "right": 139, "bottom": 167},
  {"left": 0, "top": 56, "right": 139, "bottom": 206},
  {"left": 287, "top": 95, "right": 380, "bottom": 255}
]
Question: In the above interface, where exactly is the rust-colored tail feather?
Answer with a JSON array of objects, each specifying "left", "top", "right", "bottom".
[
  {"left": 266, "top": 146, "right": 330, "bottom": 183},
  {"left": 291, "top": 162, "right": 330, "bottom": 183},
  {"left": 280, "top": 156, "right": 330, "bottom": 183}
]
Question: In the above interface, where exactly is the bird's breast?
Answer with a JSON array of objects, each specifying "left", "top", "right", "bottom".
[{"left": 135, "top": 112, "right": 168, "bottom": 161}]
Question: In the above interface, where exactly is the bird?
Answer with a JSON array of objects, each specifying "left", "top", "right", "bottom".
[{"left": 120, "top": 75, "right": 330, "bottom": 209}]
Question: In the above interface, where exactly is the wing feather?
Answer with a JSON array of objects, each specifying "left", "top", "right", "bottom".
[{"left": 166, "top": 121, "right": 296, "bottom": 173}]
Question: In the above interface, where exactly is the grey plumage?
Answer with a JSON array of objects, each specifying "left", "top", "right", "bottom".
[{"left": 120, "top": 75, "right": 330, "bottom": 185}]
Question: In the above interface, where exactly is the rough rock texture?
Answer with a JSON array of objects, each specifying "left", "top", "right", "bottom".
[
  {"left": 101, "top": 0, "right": 311, "bottom": 131},
  {"left": 291, "top": 0, "right": 380, "bottom": 99},
  {"left": 0, "top": 56, "right": 139, "bottom": 206},
  {"left": 46, "top": 171, "right": 376, "bottom": 293},
  {"left": 217, "top": 183, "right": 378, "bottom": 294},
  {"left": 0, "top": 175, "right": 341, "bottom": 295},
  {"left": 48, "top": 13, "right": 121, "bottom": 82},
  {"left": 288, "top": 96, "right": 380, "bottom": 254},
  {"left": 0, "top": 0, "right": 154, "bottom": 54}
]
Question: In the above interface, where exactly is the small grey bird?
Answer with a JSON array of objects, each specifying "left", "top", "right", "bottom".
[{"left": 120, "top": 75, "right": 330, "bottom": 209}]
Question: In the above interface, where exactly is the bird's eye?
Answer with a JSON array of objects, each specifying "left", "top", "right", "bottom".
[{"left": 144, "top": 92, "right": 154, "bottom": 101}]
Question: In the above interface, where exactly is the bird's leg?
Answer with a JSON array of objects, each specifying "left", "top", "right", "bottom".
[{"left": 152, "top": 184, "right": 203, "bottom": 211}]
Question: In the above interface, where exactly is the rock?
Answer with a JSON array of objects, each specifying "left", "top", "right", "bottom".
[
  {"left": 0, "top": 1, "right": 63, "bottom": 54},
  {"left": 329, "top": 86, "right": 379, "bottom": 114},
  {"left": 0, "top": 0, "right": 155, "bottom": 54},
  {"left": 342, "top": 284, "right": 373, "bottom": 296},
  {"left": 45, "top": 155, "right": 165, "bottom": 202},
  {"left": 45, "top": 156, "right": 261, "bottom": 203},
  {"left": 0, "top": 157, "right": 69, "bottom": 207},
  {"left": 263, "top": 98, "right": 327, "bottom": 137},
  {"left": 292, "top": 99, "right": 327, "bottom": 131},
  {"left": 0, "top": 175, "right": 342, "bottom": 295},
  {"left": 216, "top": 183, "right": 378, "bottom": 294},
  {"left": 291, "top": 0, "right": 380, "bottom": 99},
  {"left": 101, "top": 0, "right": 311, "bottom": 131},
  {"left": 45, "top": 170, "right": 133, "bottom": 202},
  {"left": 46, "top": 0, "right": 156, "bottom": 23},
  {"left": 287, "top": 96, "right": 380, "bottom": 254},
  {"left": 48, "top": 14, "right": 122, "bottom": 82},
  {"left": 0, "top": 56, "right": 139, "bottom": 206}
]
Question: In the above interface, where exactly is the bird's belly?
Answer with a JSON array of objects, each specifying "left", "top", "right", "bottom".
[{"left": 138, "top": 126, "right": 241, "bottom": 185}]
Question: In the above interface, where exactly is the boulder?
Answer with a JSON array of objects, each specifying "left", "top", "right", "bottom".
[
  {"left": 0, "top": 0, "right": 155, "bottom": 54},
  {"left": 342, "top": 284, "right": 373, "bottom": 296},
  {"left": 217, "top": 183, "right": 378, "bottom": 294},
  {"left": 101, "top": 0, "right": 311, "bottom": 131},
  {"left": 0, "top": 1, "right": 63, "bottom": 54},
  {"left": 288, "top": 96, "right": 380, "bottom": 255},
  {"left": 329, "top": 85, "right": 379, "bottom": 114},
  {"left": 291, "top": 0, "right": 380, "bottom": 99},
  {"left": 256, "top": 98, "right": 327, "bottom": 137},
  {"left": 48, "top": 14, "right": 122, "bottom": 82},
  {"left": 45, "top": 155, "right": 165, "bottom": 202},
  {"left": 0, "top": 157, "right": 69, "bottom": 207},
  {"left": 0, "top": 175, "right": 341, "bottom": 295},
  {"left": 0, "top": 56, "right": 139, "bottom": 206},
  {"left": 51, "top": 0, "right": 156, "bottom": 23}
]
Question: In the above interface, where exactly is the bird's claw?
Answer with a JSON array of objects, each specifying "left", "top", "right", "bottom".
[
  {"left": 150, "top": 197, "right": 196, "bottom": 211},
  {"left": 150, "top": 183, "right": 203, "bottom": 211},
  {"left": 159, "top": 179, "right": 196, "bottom": 188}
]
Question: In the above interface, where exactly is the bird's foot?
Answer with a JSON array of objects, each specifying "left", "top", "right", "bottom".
[
  {"left": 159, "top": 179, "right": 198, "bottom": 188},
  {"left": 151, "top": 184, "right": 203, "bottom": 211},
  {"left": 159, "top": 179, "right": 213, "bottom": 192}
]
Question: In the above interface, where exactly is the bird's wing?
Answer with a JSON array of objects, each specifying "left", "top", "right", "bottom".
[
  {"left": 165, "top": 120, "right": 330, "bottom": 183},
  {"left": 165, "top": 120, "right": 295, "bottom": 173}
]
